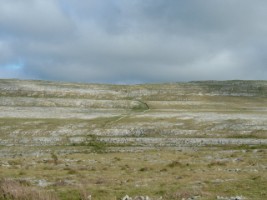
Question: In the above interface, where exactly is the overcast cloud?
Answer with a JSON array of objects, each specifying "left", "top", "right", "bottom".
[{"left": 0, "top": 0, "right": 266, "bottom": 83}]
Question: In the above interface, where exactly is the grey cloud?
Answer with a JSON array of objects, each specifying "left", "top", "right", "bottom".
[
  {"left": 0, "top": 0, "right": 74, "bottom": 40},
  {"left": 0, "top": 0, "right": 267, "bottom": 83}
]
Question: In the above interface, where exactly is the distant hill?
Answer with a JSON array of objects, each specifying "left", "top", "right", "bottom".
[{"left": 0, "top": 79, "right": 266, "bottom": 152}]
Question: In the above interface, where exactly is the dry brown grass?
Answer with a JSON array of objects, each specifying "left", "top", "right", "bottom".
[{"left": 0, "top": 179, "right": 58, "bottom": 200}]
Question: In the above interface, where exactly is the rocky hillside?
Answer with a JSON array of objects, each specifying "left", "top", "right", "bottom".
[
  {"left": 1, "top": 79, "right": 267, "bottom": 200},
  {"left": 0, "top": 79, "right": 267, "bottom": 155}
]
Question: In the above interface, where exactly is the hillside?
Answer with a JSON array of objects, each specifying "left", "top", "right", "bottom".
[
  {"left": 0, "top": 79, "right": 266, "bottom": 150},
  {"left": 0, "top": 79, "right": 266, "bottom": 200}
]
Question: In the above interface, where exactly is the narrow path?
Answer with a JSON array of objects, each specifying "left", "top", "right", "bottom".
[
  {"left": 105, "top": 103, "right": 151, "bottom": 127},
  {"left": 113, "top": 114, "right": 128, "bottom": 123}
]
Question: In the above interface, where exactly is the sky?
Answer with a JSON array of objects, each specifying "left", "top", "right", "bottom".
[{"left": 0, "top": 0, "right": 266, "bottom": 84}]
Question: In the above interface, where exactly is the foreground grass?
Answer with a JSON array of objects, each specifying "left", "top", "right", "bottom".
[{"left": 0, "top": 147, "right": 266, "bottom": 200}]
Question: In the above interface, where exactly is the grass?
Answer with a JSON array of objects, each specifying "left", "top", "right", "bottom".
[
  {"left": 0, "top": 147, "right": 266, "bottom": 199},
  {"left": 0, "top": 179, "right": 58, "bottom": 200},
  {"left": 215, "top": 144, "right": 267, "bottom": 150},
  {"left": 82, "top": 135, "right": 108, "bottom": 153},
  {"left": 167, "top": 160, "right": 183, "bottom": 168}
]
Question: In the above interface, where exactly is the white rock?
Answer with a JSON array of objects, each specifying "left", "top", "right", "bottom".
[{"left": 122, "top": 195, "right": 132, "bottom": 200}]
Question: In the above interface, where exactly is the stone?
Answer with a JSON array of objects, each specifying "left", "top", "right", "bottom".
[
  {"left": 216, "top": 196, "right": 245, "bottom": 200},
  {"left": 133, "top": 196, "right": 151, "bottom": 200},
  {"left": 122, "top": 195, "right": 132, "bottom": 200},
  {"left": 230, "top": 196, "right": 244, "bottom": 200}
]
